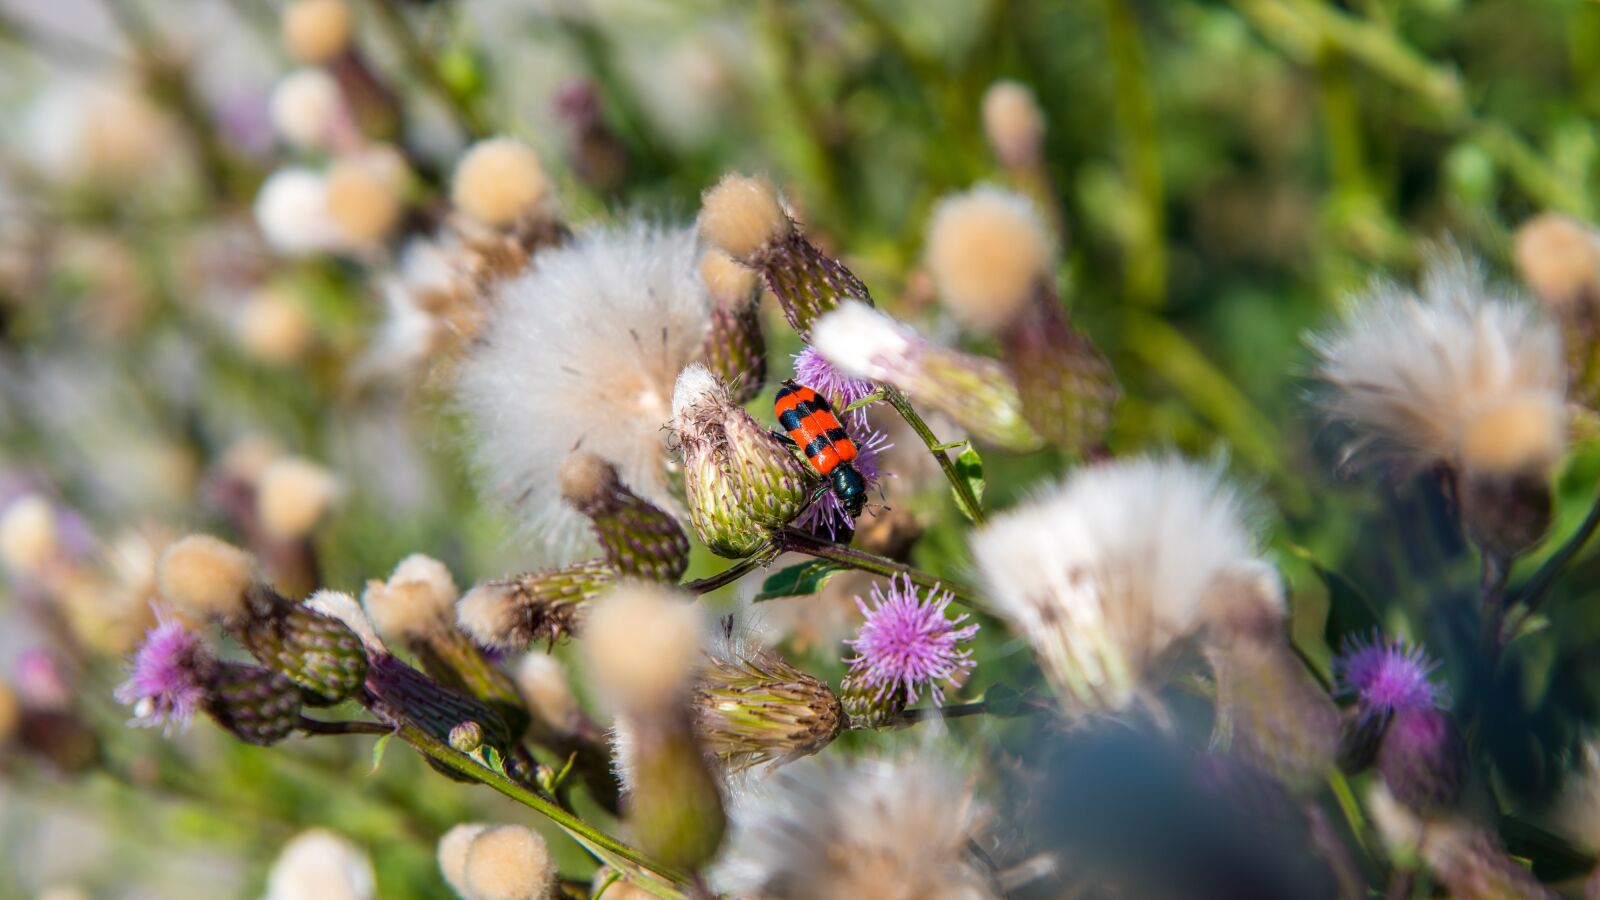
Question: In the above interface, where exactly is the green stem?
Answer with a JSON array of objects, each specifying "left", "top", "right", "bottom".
[
  {"left": 363, "top": 0, "right": 489, "bottom": 139},
  {"left": 775, "top": 527, "right": 986, "bottom": 613},
  {"left": 1509, "top": 490, "right": 1600, "bottom": 619},
  {"left": 394, "top": 721, "right": 690, "bottom": 891},
  {"left": 683, "top": 544, "right": 780, "bottom": 595},
  {"left": 296, "top": 717, "right": 394, "bottom": 736},
  {"left": 1100, "top": 0, "right": 1167, "bottom": 308},
  {"left": 883, "top": 387, "right": 987, "bottom": 524}
]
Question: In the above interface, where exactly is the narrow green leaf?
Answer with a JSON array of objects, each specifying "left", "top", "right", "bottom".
[
  {"left": 753, "top": 560, "right": 847, "bottom": 601},
  {"left": 369, "top": 733, "right": 393, "bottom": 774},
  {"left": 842, "top": 389, "right": 887, "bottom": 413},
  {"left": 951, "top": 445, "right": 985, "bottom": 521}
]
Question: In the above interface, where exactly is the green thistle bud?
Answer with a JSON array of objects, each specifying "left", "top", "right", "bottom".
[
  {"left": 839, "top": 670, "right": 907, "bottom": 729},
  {"left": 671, "top": 364, "right": 813, "bottom": 558},
  {"left": 693, "top": 642, "right": 844, "bottom": 772},
  {"left": 1208, "top": 636, "right": 1340, "bottom": 792},
  {"left": 699, "top": 173, "right": 872, "bottom": 337},
  {"left": 621, "top": 713, "right": 727, "bottom": 873},
  {"left": 560, "top": 453, "right": 690, "bottom": 582},
  {"left": 449, "top": 719, "right": 485, "bottom": 754},
  {"left": 811, "top": 301, "right": 1043, "bottom": 451},
  {"left": 998, "top": 295, "right": 1118, "bottom": 455},
  {"left": 203, "top": 662, "right": 303, "bottom": 746},
  {"left": 365, "top": 652, "right": 513, "bottom": 754},
  {"left": 698, "top": 249, "right": 768, "bottom": 403},
  {"left": 456, "top": 561, "right": 616, "bottom": 650},
  {"left": 233, "top": 586, "right": 369, "bottom": 705}
]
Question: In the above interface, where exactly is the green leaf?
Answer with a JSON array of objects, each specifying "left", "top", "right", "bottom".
[
  {"left": 842, "top": 389, "right": 887, "bottom": 413},
  {"left": 951, "top": 445, "right": 985, "bottom": 522},
  {"left": 1287, "top": 544, "right": 1381, "bottom": 652},
  {"left": 753, "top": 560, "right": 847, "bottom": 601},
  {"left": 473, "top": 744, "right": 509, "bottom": 777},
  {"left": 369, "top": 733, "right": 393, "bottom": 774}
]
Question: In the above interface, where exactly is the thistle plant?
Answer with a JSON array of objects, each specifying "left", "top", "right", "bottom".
[{"left": 11, "top": 4, "right": 1600, "bottom": 899}]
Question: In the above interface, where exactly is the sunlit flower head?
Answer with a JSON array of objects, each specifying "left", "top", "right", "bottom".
[
  {"left": 1334, "top": 632, "right": 1444, "bottom": 719},
  {"left": 844, "top": 574, "right": 976, "bottom": 706},
  {"left": 114, "top": 612, "right": 211, "bottom": 733}
]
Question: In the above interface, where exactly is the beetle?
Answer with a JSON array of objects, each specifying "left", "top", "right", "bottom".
[{"left": 773, "top": 379, "right": 867, "bottom": 518}]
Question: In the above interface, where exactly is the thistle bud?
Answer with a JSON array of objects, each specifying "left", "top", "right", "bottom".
[
  {"left": 256, "top": 457, "right": 340, "bottom": 541},
  {"left": 456, "top": 560, "right": 616, "bottom": 650},
  {"left": 204, "top": 662, "right": 303, "bottom": 746},
  {"left": 459, "top": 825, "right": 555, "bottom": 900},
  {"left": 364, "top": 651, "right": 513, "bottom": 755},
  {"left": 156, "top": 534, "right": 256, "bottom": 623},
  {"left": 693, "top": 641, "right": 844, "bottom": 772},
  {"left": 699, "top": 173, "right": 872, "bottom": 336},
  {"left": 452, "top": 138, "right": 550, "bottom": 231},
  {"left": 236, "top": 587, "right": 370, "bottom": 705},
  {"left": 364, "top": 555, "right": 530, "bottom": 739},
  {"left": 1208, "top": 636, "right": 1340, "bottom": 792},
  {"left": 839, "top": 670, "right": 906, "bottom": 728},
  {"left": 559, "top": 453, "right": 690, "bottom": 582},
  {"left": 697, "top": 248, "right": 767, "bottom": 402},
  {"left": 671, "top": 364, "right": 813, "bottom": 557},
  {"left": 281, "top": 0, "right": 352, "bottom": 65},
  {"left": 1378, "top": 706, "right": 1470, "bottom": 816},
  {"left": 811, "top": 301, "right": 1042, "bottom": 451},
  {"left": 449, "top": 719, "right": 485, "bottom": 754},
  {"left": 437, "top": 823, "right": 488, "bottom": 897},
  {"left": 621, "top": 712, "right": 728, "bottom": 873},
  {"left": 1515, "top": 214, "right": 1600, "bottom": 407},
  {"left": 926, "top": 188, "right": 1116, "bottom": 454}
]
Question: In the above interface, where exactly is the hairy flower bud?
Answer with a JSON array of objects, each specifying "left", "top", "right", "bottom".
[
  {"left": 812, "top": 301, "right": 1042, "bottom": 451},
  {"left": 671, "top": 364, "right": 812, "bottom": 557},
  {"left": 699, "top": 173, "right": 872, "bottom": 336},
  {"left": 560, "top": 453, "right": 690, "bottom": 582},
  {"left": 204, "top": 662, "right": 303, "bottom": 746},
  {"left": 697, "top": 249, "right": 767, "bottom": 402},
  {"left": 693, "top": 641, "right": 844, "bottom": 773},
  {"left": 1378, "top": 706, "right": 1469, "bottom": 816},
  {"left": 622, "top": 712, "right": 728, "bottom": 874},
  {"left": 236, "top": 587, "right": 370, "bottom": 705},
  {"left": 456, "top": 561, "right": 616, "bottom": 650},
  {"left": 838, "top": 670, "right": 906, "bottom": 729}
]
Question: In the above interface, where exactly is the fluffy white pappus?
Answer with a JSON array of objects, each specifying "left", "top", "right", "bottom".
[
  {"left": 270, "top": 69, "right": 348, "bottom": 152},
  {"left": 809, "top": 300, "right": 917, "bottom": 383},
  {"left": 456, "top": 222, "right": 711, "bottom": 559},
  {"left": 1311, "top": 252, "right": 1566, "bottom": 476},
  {"left": 714, "top": 752, "right": 996, "bottom": 900},
  {"left": 255, "top": 168, "right": 343, "bottom": 257},
  {"left": 670, "top": 362, "right": 725, "bottom": 422},
  {"left": 306, "top": 589, "right": 386, "bottom": 653},
  {"left": 356, "top": 240, "right": 456, "bottom": 380},
  {"left": 265, "top": 828, "right": 376, "bottom": 900},
  {"left": 925, "top": 186, "right": 1055, "bottom": 333},
  {"left": 970, "top": 455, "right": 1270, "bottom": 715},
  {"left": 362, "top": 553, "right": 458, "bottom": 643}
]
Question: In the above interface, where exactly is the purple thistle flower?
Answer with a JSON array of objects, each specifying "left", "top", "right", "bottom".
[
  {"left": 794, "top": 426, "right": 892, "bottom": 540},
  {"left": 115, "top": 612, "right": 212, "bottom": 733},
  {"left": 794, "top": 346, "right": 878, "bottom": 429},
  {"left": 1333, "top": 632, "right": 1444, "bottom": 718},
  {"left": 844, "top": 574, "right": 978, "bottom": 705}
]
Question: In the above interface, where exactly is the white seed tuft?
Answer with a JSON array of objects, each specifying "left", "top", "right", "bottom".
[
  {"left": 583, "top": 582, "right": 703, "bottom": 711},
  {"left": 156, "top": 534, "right": 255, "bottom": 621},
  {"left": 925, "top": 186, "right": 1055, "bottom": 334},
  {"left": 451, "top": 138, "right": 549, "bottom": 229},
  {"left": 698, "top": 173, "right": 790, "bottom": 264},
  {"left": 257, "top": 457, "right": 340, "bottom": 540}
]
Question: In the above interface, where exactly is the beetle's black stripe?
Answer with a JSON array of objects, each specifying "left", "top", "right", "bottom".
[
  {"left": 778, "top": 408, "right": 805, "bottom": 432},
  {"left": 776, "top": 383, "right": 797, "bottom": 402},
  {"left": 803, "top": 434, "right": 834, "bottom": 459},
  {"left": 805, "top": 391, "right": 836, "bottom": 414},
  {"left": 824, "top": 427, "right": 849, "bottom": 444}
]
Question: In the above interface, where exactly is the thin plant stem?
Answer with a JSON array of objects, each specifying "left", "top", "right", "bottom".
[
  {"left": 1100, "top": 0, "right": 1167, "bottom": 308},
  {"left": 1508, "top": 490, "right": 1600, "bottom": 620},
  {"left": 774, "top": 527, "right": 987, "bottom": 613},
  {"left": 883, "top": 387, "right": 987, "bottom": 524},
  {"left": 394, "top": 721, "right": 691, "bottom": 894},
  {"left": 362, "top": 0, "right": 489, "bottom": 139},
  {"left": 1480, "top": 551, "right": 1511, "bottom": 653},
  {"left": 295, "top": 717, "right": 394, "bottom": 736},
  {"left": 682, "top": 544, "right": 780, "bottom": 595},
  {"left": 886, "top": 699, "right": 1009, "bottom": 726}
]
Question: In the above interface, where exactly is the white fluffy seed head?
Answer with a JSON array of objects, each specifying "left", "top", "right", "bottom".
[
  {"left": 583, "top": 583, "right": 704, "bottom": 711},
  {"left": 455, "top": 581, "right": 520, "bottom": 649},
  {"left": 451, "top": 138, "right": 549, "bottom": 229},
  {"left": 265, "top": 828, "right": 375, "bottom": 900},
  {"left": 270, "top": 69, "right": 345, "bottom": 152},
  {"left": 981, "top": 80, "right": 1045, "bottom": 168},
  {"left": 438, "top": 823, "right": 490, "bottom": 896},
  {"left": 698, "top": 248, "right": 760, "bottom": 310},
  {"left": 257, "top": 457, "right": 340, "bottom": 540},
  {"left": 670, "top": 362, "right": 726, "bottom": 423},
  {"left": 1312, "top": 252, "right": 1567, "bottom": 477},
  {"left": 557, "top": 452, "right": 615, "bottom": 510},
  {"left": 925, "top": 187, "right": 1055, "bottom": 334},
  {"left": 255, "top": 167, "right": 341, "bottom": 257},
  {"left": 714, "top": 753, "right": 995, "bottom": 900},
  {"left": 306, "top": 589, "right": 385, "bottom": 652},
  {"left": 236, "top": 288, "right": 315, "bottom": 365},
  {"left": 1513, "top": 213, "right": 1600, "bottom": 310},
  {"left": 698, "top": 173, "right": 790, "bottom": 264},
  {"left": 809, "top": 300, "right": 916, "bottom": 382},
  {"left": 460, "top": 825, "right": 555, "bottom": 900},
  {"left": 282, "top": 0, "right": 353, "bottom": 64},
  {"left": 362, "top": 554, "right": 458, "bottom": 643},
  {"left": 157, "top": 534, "right": 255, "bottom": 621},
  {"left": 515, "top": 653, "right": 578, "bottom": 733},
  {"left": 970, "top": 456, "right": 1269, "bottom": 715},
  {"left": 0, "top": 495, "right": 58, "bottom": 577},
  {"left": 455, "top": 221, "right": 710, "bottom": 559},
  {"left": 326, "top": 148, "right": 407, "bottom": 247}
]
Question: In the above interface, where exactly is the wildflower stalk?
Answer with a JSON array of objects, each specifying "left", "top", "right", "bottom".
[
  {"left": 883, "top": 387, "right": 987, "bottom": 524},
  {"left": 1505, "top": 489, "right": 1600, "bottom": 632},
  {"left": 1100, "top": 0, "right": 1167, "bottom": 308},
  {"left": 361, "top": 0, "right": 489, "bottom": 139},
  {"left": 774, "top": 527, "right": 985, "bottom": 613},
  {"left": 394, "top": 719, "right": 692, "bottom": 896},
  {"left": 682, "top": 544, "right": 780, "bottom": 595}
]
